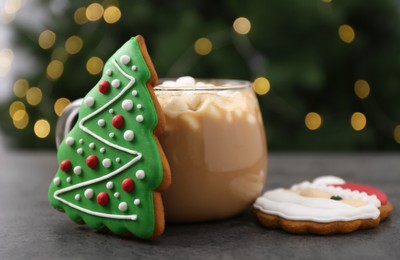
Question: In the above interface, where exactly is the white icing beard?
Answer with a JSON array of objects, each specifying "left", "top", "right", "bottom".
[{"left": 254, "top": 183, "right": 381, "bottom": 222}]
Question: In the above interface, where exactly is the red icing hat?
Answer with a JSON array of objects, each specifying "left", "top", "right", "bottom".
[{"left": 329, "top": 183, "right": 388, "bottom": 205}]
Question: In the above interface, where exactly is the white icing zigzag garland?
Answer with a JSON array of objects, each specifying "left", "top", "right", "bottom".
[{"left": 53, "top": 59, "right": 141, "bottom": 221}]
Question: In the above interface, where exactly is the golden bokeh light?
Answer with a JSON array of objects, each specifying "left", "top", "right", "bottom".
[
  {"left": 351, "top": 112, "right": 367, "bottom": 131},
  {"left": 103, "top": 6, "right": 121, "bottom": 24},
  {"left": 253, "top": 77, "right": 271, "bottom": 95},
  {"left": 194, "top": 38, "right": 213, "bottom": 56},
  {"left": 305, "top": 112, "right": 322, "bottom": 130},
  {"left": 13, "top": 110, "right": 29, "bottom": 129},
  {"left": 34, "top": 119, "right": 51, "bottom": 138},
  {"left": 86, "top": 3, "right": 104, "bottom": 22},
  {"left": 74, "top": 7, "right": 88, "bottom": 25},
  {"left": 354, "top": 79, "right": 370, "bottom": 99},
  {"left": 339, "top": 24, "right": 355, "bottom": 44},
  {"left": 54, "top": 97, "right": 71, "bottom": 116},
  {"left": 65, "top": 35, "right": 83, "bottom": 55},
  {"left": 0, "top": 48, "right": 13, "bottom": 77},
  {"left": 322, "top": 0, "right": 332, "bottom": 3},
  {"left": 233, "top": 17, "right": 251, "bottom": 35},
  {"left": 9, "top": 101, "right": 25, "bottom": 118},
  {"left": 394, "top": 125, "right": 400, "bottom": 144},
  {"left": 38, "top": 30, "right": 56, "bottom": 50},
  {"left": 86, "top": 56, "right": 104, "bottom": 75},
  {"left": 4, "top": 0, "right": 24, "bottom": 14},
  {"left": 26, "top": 87, "right": 43, "bottom": 106},
  {"left": 13, "top": 79, "right": 29, "bottom": 98},
  {"left": 51, "top": 48, "right": 68, "bottom": 63},
  {"left": 47, "top": 60, "right": 64, "bottom": 80}
]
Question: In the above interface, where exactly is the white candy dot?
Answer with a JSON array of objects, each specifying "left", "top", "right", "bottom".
[
  {"left": 136, "top": 170, "right": 145, "bottom": 179},
  {"left": 89, "top": 143, "right": 95, "bottom": 149},
  {"left": 176, "top": 76, "right": 196, "bottom": 86},
  {"left": 66, "top": 177, "right": 71, "bottom": 183},
  {"left": 114, "top": 192, "right": 120, "bottom": 198},
  {"left": 73, "top": 166, "right": 82, "bottom": 175},
  {"left": 65, "top": 137, "right": 75, "bottom": 146},
  {"left": 98, "top": 119, "right": 105, "bottom": 127},
  {"left": 131, "top": 65, "right": 137, "bottom": 71},
  {"left": 106, "top": 69, "right": 112, "bottom": 76},
  {"left": 136, "top": 115, "right": 144, "bottom": 122},
  {"left": 120, "top": 55, "right": 130, "bottom": 64},
  {"left": 132, "top": 90, "right": 138, "bottom": 96},
  {"left": 124, "top": 130, "right": 134, "bottom": 141},
  {"left": 85, "top": 97, "right": 95, "bottom": 107},
  {"left": 112, "top": 79, "right": 120, "bottom": 88},
  {"left": 106, "top": 181, "right": 114, "bottom": 190},
  {"left": 109, "top": 132, "right": 115, "bottom": 138},
  {"left": 116, "top": 157, "right": 121, "bottom": 163},
  {"left": 121, "top": 99, "right": 133, "bottom": 111},
  {"left": 75, "top": 194, "right": 81, "bottom": 201},
  {"left": 100, "top": 147, "right": 106, "bottom": 154},
  {"left": 118, "top": 202, "right": 128, "bottom": 212},
  {"left": 102, "top": 158, "right": 112, "bottom": 168},
  {"left": 84, "top": 189, "right": 94, "bottom": 199},
  {"left": 77, "top": 148, "right": 83, "bottom": 155},
  {"left": 109, "top": 109, "right": 114, "bottom": 114},
  {"left": 79, "top": 139, "right": 84, "bottom": 144},
  {"left": 134, "top": 199, "right": 141, "bottom": 206},
  {"left": 53, "top": 177, "right": 61, "bottom": 186},
  {"left": 137, "top": 104, "right": 142, "bottom": 109}
]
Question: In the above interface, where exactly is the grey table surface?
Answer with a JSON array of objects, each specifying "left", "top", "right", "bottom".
[{"left": 0, "top": 151, "right": 399, "bottom": 260}]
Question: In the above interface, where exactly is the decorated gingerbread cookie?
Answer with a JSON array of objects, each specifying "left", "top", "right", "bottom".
[
  {"left": 253, "top": 176, "right": 392, "bottom": 235},
  {"left": 48, "top": 35, "right": 171, "bottom": 239}
]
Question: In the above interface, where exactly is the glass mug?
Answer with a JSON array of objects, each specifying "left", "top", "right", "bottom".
[{"left": 56, "top": 79, "right": 268, "bottom": 223}]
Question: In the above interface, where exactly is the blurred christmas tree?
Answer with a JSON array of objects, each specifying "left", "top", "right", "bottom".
[{"left": 1, "top": 0, "right": 400, "bottom": 150}]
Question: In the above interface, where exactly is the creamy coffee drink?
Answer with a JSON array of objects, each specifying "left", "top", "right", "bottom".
[{"left": 155, "top": 77, "right": 267, "bottom": 222}]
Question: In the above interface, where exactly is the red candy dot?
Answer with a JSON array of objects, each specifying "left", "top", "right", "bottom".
[
  {"left": 86, "top": 155, "right": 99, "bottom": 169},
  {"left": 97, "top": 192, "right": 109, "bottom": 206},
  {"left": 99, "top": 80, "right": 110, "bottom": 94},
  {"left": 112, "top": 114, "right": 124, "bottom": 129},
  {"left": 122, "top": 178, "right": 135, "bottom": 192},
  {"left": 60, "top": 160, "right": 72, "bottom": 172}
]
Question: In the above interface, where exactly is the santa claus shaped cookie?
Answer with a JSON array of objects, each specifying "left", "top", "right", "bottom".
[
  {"left": 48, "top": 35, "right": 171, "bottom": 239},
  {"left": 253, "top": 176, "right": 392, "bottom": 235}
]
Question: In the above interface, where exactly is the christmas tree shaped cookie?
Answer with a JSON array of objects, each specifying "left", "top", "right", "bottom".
[{"left": 48, "top": 35, "right": 171, "bottom": 239}]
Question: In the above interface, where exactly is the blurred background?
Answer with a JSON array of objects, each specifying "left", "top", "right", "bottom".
[{"left": 1, "top": 0, "right": 400, "bottom": 150}]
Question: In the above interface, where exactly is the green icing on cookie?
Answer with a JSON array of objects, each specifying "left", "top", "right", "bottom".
[{"left": 48, "top": 36, "right": 164, "bottom": 239}]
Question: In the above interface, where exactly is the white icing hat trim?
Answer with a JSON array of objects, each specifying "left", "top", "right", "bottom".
[{"left": 312, "top": 175, "right": 346, "bottom": 185}]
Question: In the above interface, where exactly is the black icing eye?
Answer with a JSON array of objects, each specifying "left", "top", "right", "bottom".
[{"left": 330, "top": 195, "right": 343, "bottom": 201}]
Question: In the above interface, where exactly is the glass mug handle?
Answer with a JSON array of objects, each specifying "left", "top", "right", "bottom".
[{"left": 55, "top": 99, "right": 83, "bottom": 148}]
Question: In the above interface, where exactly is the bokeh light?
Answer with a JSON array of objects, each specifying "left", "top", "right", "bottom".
[
  {"left": 233, "top": 17, "right": 251, "bottom": 35},
  {"left": 46, "top": 60, "right": 64, "bottom": 80},
  {"left": 103, "top": 6, "right": 121, "bottom": 24},
  {"left": 305, "top": 112, "right": 322, "bottom": 130},
  {"left": 194, "top": 37, "right": 213, "bottom": 56},
  {"left": 354, "top": 79, "right": 370, "bottom": 99},
  {"left": 12, "top": 110, "right": 29, "bottom": 129},
  {"left": 74, "top": 7, "right": 88, "bottom": 25},
  {"left": 9, "top": 101, "right": 25, "bottom": 118},
  {"left": 65, "top": 35, "right": 83, "bottom": 55},
  {"left": 34, "top": 119, "right": 51, "bottom": 138},
  {"left": 26, "top": 87, "right": 43, "bottom": 106},
  {"left": 253, "top": 77, "right": 271, "bottom": 95},
  {"left": 0, "top": 48, "right": 13, "bottom": 77},
  {"left": 13, "top": 79, "right": 29, "bottom": 98},
  {"left": 54, "top": 97, "right": 71, "bottom": 116},
  {"left": 339, "top": 24, "right": 355, "bottom": 43},
  {"left": 86, "top": 56, "right": 104, "bottom": 75},
  {"left": 351, "top": 112, "right": 366, "bottom": 131},
  {"left": 86, "top": 3, "right": 104, "bottom": 22},
  {"left": 394, "top": 125, "right": 400, "bottom": 144},
  {"left": 38, "top": 30, "right": 56, "bottom": 50}
]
